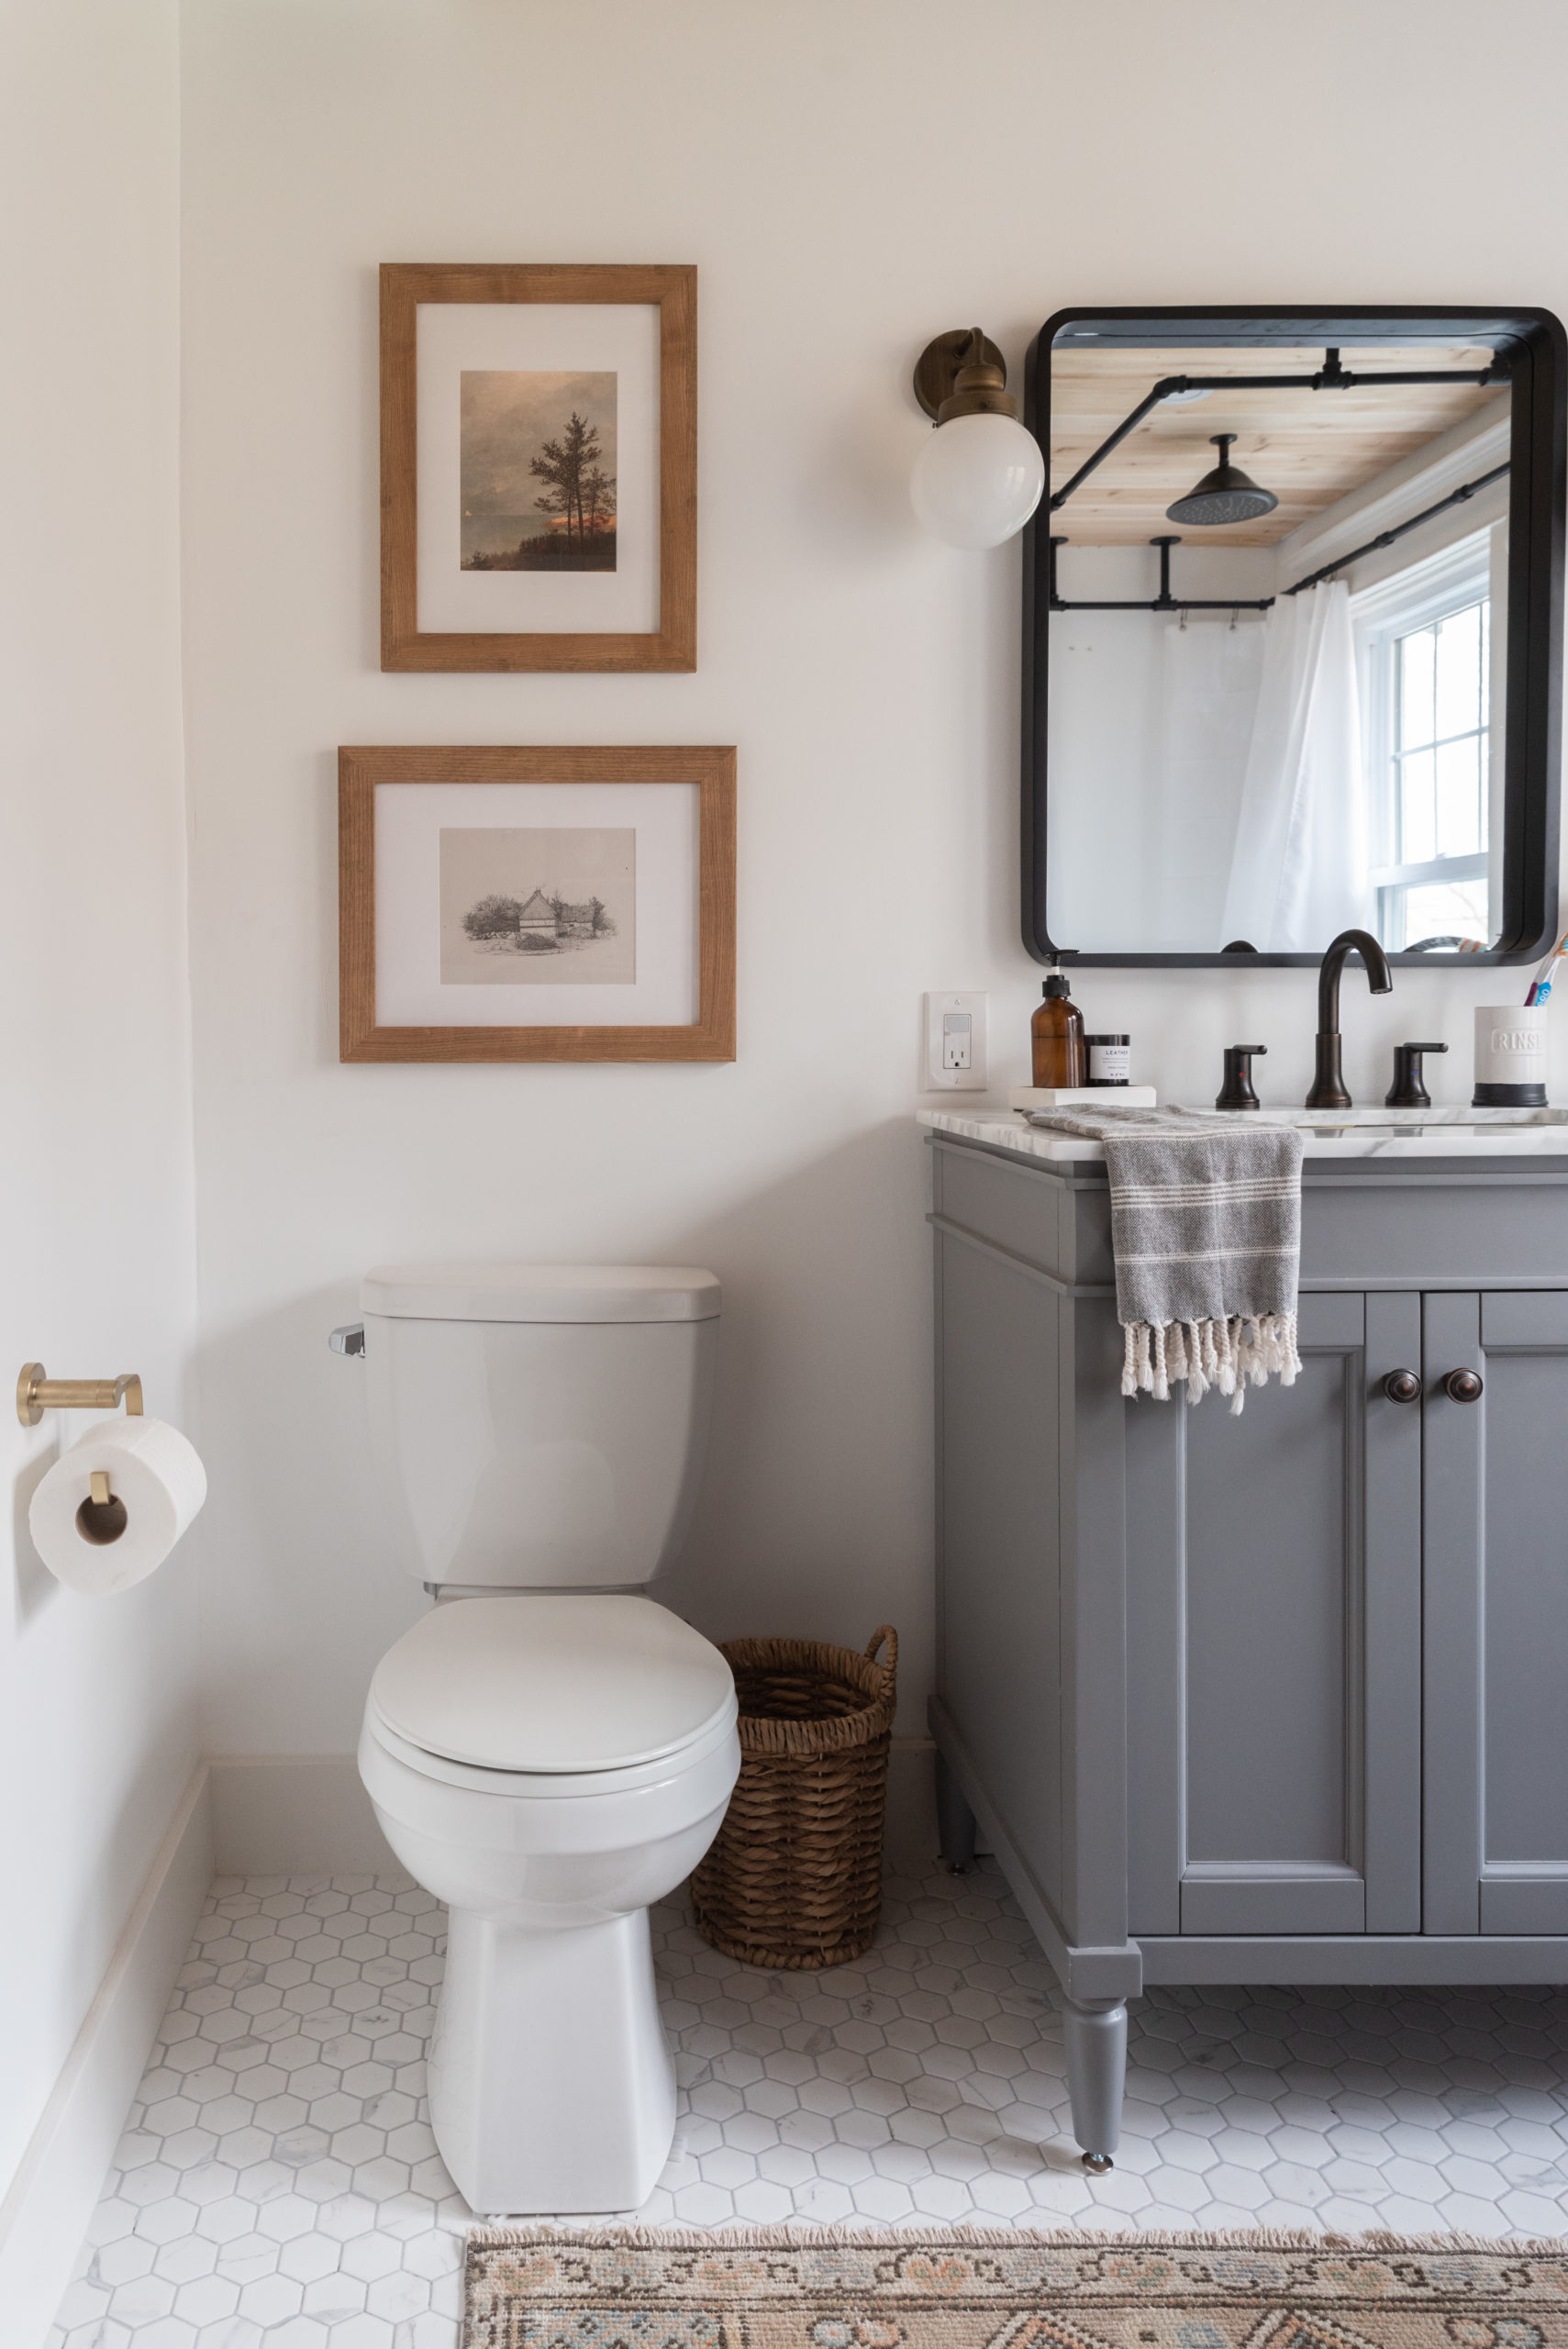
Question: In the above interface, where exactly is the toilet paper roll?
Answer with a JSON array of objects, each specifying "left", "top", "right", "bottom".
[{"left": 28, "top": 1415, "right": 207, "bottom": 1597}]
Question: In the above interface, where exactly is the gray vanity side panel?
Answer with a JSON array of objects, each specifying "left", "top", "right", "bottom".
[
  {"left": 932, "top": 1143, "right": 1070, "bottom": 1280},
  {"left": 1058, "top": 1295, "right": 1129, "bottom": 1950},
  {"left": 1362, "top": 1291, "right": 1425, "bottom": 1932},
  {"left": 932, "top": 1226, "right": 1064, "bottom": 1917},
  {"left": 1125, "top": 1398, "right": 1184, "bottom": 1936},
  {"left": 1422, "top": 1289, "right": 1485, "bottom": 1935}
]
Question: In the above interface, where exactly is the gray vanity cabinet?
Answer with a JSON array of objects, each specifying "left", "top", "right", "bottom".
[{"left": 927, "top": 1128, "right": 1568, "bottom": 2171}]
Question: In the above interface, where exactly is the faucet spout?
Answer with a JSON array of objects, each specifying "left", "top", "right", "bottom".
[{"left": 1306, "top": 927, "right": 1393, "bottom": 1110}]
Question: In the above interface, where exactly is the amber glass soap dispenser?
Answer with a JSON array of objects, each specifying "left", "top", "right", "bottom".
[{"left": 1031, "top": 965, "right": 1085, "bottom": 1089}]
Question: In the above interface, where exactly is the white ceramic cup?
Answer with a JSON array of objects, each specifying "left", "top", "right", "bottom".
[{"left": 1473, "top": 1003, "right": 1550, "bottom": 1106}]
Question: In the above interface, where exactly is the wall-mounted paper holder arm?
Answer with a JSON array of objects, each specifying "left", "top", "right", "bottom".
[{"left": 17, "top": 1364, "right": 144, "bottom": 1428}]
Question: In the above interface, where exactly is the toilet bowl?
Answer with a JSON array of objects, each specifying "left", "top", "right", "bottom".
[{"left": 343, "top": 1264, "right": 739, "bottom": 2215}]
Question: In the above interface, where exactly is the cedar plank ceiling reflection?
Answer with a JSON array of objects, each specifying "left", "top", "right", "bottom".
[{"left": 1050, "top": 345, "right": 1508, "bottom": 545}]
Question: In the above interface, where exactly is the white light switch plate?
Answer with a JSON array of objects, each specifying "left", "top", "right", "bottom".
[{"left": 924, "top": 991, "right": 987, "bottom": 1091}]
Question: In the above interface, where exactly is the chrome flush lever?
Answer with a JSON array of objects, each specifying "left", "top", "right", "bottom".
[{"left": 328, "top": 1325, "right": 365, "bottom": 1358}]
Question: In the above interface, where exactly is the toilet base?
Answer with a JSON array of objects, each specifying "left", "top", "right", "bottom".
[{"left": 429, "top": 1904, "right": 676, "bottom": 2214}]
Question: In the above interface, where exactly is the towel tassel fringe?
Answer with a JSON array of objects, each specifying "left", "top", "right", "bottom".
[{"left": 1121, "top": 1312, "right": 1300, "bottom": 1414}]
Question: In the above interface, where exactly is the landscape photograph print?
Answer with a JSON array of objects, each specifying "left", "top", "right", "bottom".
[
  {"left": 439, "top": 825, "right": 636, "bottom": 985},
  {"left": 461, "top": 370, "right": 617, "bottom": 573}
]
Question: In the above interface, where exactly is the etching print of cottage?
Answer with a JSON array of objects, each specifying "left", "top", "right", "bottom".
[{"left": 515, "top": 888, "right": 558, "bottom": 942}]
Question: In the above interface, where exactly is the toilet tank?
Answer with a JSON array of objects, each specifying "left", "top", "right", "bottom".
[{"left": 360, "top": 1264, "right": 720, "bottom": 1591}]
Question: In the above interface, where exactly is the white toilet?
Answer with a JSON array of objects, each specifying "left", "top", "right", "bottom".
[{"left": 346, "top": 1263, "right": 740, "bottom": 2216}]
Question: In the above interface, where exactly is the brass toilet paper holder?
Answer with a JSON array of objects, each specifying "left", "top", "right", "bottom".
[{"left": 16, "top": 1363, "right": 144, "bottom": 1429}]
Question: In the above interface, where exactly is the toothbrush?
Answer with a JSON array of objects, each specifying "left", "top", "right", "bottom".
[{"left": 1526, "top": 931, "right": 1568, "bottom": 1007}]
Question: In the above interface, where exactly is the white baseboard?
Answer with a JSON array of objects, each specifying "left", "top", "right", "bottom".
[
  {"left": 0, "top": 1763, "right": 212, "bottom": 2349},
  {"left": 210, "top": 1754, "right": 399, "bottom": 1875}
]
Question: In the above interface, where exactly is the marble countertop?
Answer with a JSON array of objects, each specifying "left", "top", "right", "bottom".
[{"left": 920, "top": 1104, "right": 1568, "bottom": 1165}]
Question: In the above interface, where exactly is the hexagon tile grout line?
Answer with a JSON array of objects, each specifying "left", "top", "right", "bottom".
[{"left": 47, "top": 1864, "right": 1568, "bottom": 2346}]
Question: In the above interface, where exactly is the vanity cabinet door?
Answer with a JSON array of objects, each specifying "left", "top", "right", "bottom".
[
  {"left": 1129, "top": 1291, "right": 1423, "bottom": 1937},
  {"left": 1424, "top": 1289, "right": 1568, "bottom": 1936}
]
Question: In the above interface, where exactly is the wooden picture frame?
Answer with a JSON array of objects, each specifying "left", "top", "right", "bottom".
[
  {"left": 380, "top": 263, "right": 696, "bottom": 673},
  {"left": 339, "top": 745, "right": 735, "bottom": 1063}
]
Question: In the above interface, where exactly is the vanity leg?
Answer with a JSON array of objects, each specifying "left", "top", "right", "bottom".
[
  {"left": 1062, "top": 1996, "right": 1127, "bottom": 2172},
  {"left": 934, "top": 1753, "right": 978, "bottom": 1873}
]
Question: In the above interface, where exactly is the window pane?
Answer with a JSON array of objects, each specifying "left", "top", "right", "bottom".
[
  {"left": 1435, "top": 601, "right": 1482, "bottom": 741},
  {"left": 1399, "top": 747, "right": 1436, "bottom": 864},
  {"left": 1399, "top": 626, "right": 1436, "bottom": 749},
  {"left": 1436, "top": 734, "right": 1482, "bottom": 859},
  {"left": 1402, "top": 874, "right": 1491, "bottom": 945},
  {"left": 1480, "top": 597, "right": 1491, "bottom": 729}
]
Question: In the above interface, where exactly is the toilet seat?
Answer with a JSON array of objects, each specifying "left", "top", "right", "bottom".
[
  {"left": 368, "top": 1592, "right": 736, "bottom": 1776},
  {"left": 361, "top": 1691, "right": 739, "bottom": 1798}
]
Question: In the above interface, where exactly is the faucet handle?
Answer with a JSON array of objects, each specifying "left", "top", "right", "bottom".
[
  {"left": 1216, "top": 1044, "right": 1267, "bottom": 1111},
  {"left": 1385, "top": 1041, "right": 1448, "bottom": 1110}
]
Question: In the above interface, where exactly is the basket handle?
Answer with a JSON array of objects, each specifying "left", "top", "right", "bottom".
[{"left": 864, "top": 1624, "right": 897, "bottom": 1688}]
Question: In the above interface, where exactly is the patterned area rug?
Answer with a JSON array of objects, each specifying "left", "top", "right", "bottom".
[{"left": 462, "top": 2228, "right": 1568, "bottom": 2349}]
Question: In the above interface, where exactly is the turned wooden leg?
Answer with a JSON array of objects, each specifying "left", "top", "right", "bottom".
[
  {"left": 1062, "top": 1995, "right": 1128, "bottom": 2171},
  {"left": 934, "top": 1753, "right": 978, "bottom": 1874}
]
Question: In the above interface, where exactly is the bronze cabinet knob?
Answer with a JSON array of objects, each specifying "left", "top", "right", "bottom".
[
  {"left": 1383, "top": 1369, "right": 1422, "bottom": 1403},
  {"left": 1444, "top": 1367, "right": 1485, "bottom": 1403}
]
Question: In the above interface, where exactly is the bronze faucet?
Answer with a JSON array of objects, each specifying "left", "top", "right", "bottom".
[{"left": 1305, "top": 927, "right": 1393, "bottom": 1109}]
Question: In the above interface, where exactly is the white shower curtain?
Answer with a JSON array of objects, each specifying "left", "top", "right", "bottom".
[{"left": 1220, "top": 579, "right": 1373, "bottom": 951}]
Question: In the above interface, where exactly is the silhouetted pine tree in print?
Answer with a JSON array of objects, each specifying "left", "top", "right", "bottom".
[
  {"left": 530, "top": 411, "right": 603, "bottom": 562},
  {"left": 583, "top": 464, "right": 617, "bottom": 540}
]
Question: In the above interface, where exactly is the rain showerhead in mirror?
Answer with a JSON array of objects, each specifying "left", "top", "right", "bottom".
[{"left": 1166, "top": 434, "right": 1279, "bottom": 527}]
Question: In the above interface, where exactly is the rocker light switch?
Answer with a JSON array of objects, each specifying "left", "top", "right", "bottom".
[{"left": 924, "top": 992, "right": 987, "bottom": 1091}]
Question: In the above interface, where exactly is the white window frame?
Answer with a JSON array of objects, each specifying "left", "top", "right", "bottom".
[{"left": 1351, "top": 530, "right": 1493, "bottom": 950}]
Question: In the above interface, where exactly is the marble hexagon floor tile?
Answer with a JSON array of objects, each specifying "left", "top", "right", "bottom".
[{"left": 49, "top": 1863, "right": 1568, "bottom": 2346}]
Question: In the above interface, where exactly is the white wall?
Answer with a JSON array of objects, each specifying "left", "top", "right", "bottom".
[
  {"left": 0, "top": 0, "right": 198, "bottom": 2202},
  {"left": 179, "top": 0, "right": 1568, "bottom": 1765}
]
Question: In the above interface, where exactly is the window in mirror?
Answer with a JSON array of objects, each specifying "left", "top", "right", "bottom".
[
  {"left": 1023, "top": 308, "right": 1563, "bottom": 967},
  {"left": 1355, "top": 529, "right": 1498, "bottom": 950}
]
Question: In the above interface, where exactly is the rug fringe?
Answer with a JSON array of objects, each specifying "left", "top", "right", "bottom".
[{"left": 464, "top": 2221, "right": 1568, "bottom": 2254}]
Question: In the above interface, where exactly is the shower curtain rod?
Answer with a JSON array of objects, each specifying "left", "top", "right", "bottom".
[
  {"left": 1049, "top": 460, "right": 1512, "bottom": 615},
  {"left": 1050, "top": 347, "right": 1507, "bottom": 511},
  {"left": 1281, "top": 461, "right": 1511, "bottom": 596},
  {"left": 1048, "top": 534, "right": 1274, "bottom": 614}
]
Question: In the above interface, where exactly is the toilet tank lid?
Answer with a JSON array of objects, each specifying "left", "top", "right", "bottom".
[{"left": 361, "top": 1263, "right": 721, "bottom": 1323}]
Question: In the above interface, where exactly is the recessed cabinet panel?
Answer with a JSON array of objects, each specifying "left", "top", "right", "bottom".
[
  {"left": 1127, "top": 1290, "right": 1424, "bottom": 1939},
  {"left": 1184, "top": 1330, "right": 1354, "bottom": 1854},
  {"left": 1180, "top": 1296, "right": 1366, "bottom": 1933}
]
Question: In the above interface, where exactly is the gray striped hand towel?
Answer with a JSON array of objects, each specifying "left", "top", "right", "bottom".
[{"left": 1028, "top": 1106, "right": 1305, "bottom": 1411}]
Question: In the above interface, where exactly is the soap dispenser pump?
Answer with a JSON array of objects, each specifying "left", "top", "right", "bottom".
[{"left": 1031, "top": 964, "right": 1086, "bottom": 1089}]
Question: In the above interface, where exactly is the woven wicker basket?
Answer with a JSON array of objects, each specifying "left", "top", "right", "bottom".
[{"left": 690, "top": 1625, "right": 897, "bottom": 1971}]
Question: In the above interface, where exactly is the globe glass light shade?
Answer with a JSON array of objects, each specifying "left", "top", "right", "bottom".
[{"left": 910, "top": 412, "right": 1045, "bottom": 550}]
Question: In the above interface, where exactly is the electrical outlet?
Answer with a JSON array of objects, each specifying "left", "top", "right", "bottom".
[{"left": 924, "top": 991, "right": 987, "bottom": 1091}]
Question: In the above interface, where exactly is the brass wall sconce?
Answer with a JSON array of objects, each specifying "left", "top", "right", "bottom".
[
  {"left": 909, "top": 328, "right": 1045, "bottom": 549},
  {"left": 17, "top": 1364, "right": 144, "bottom": 1428}
]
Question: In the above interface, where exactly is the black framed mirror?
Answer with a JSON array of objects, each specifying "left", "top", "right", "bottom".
[{"left": 1021, "top": 306, "right": 1565, "bottom": 967}]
